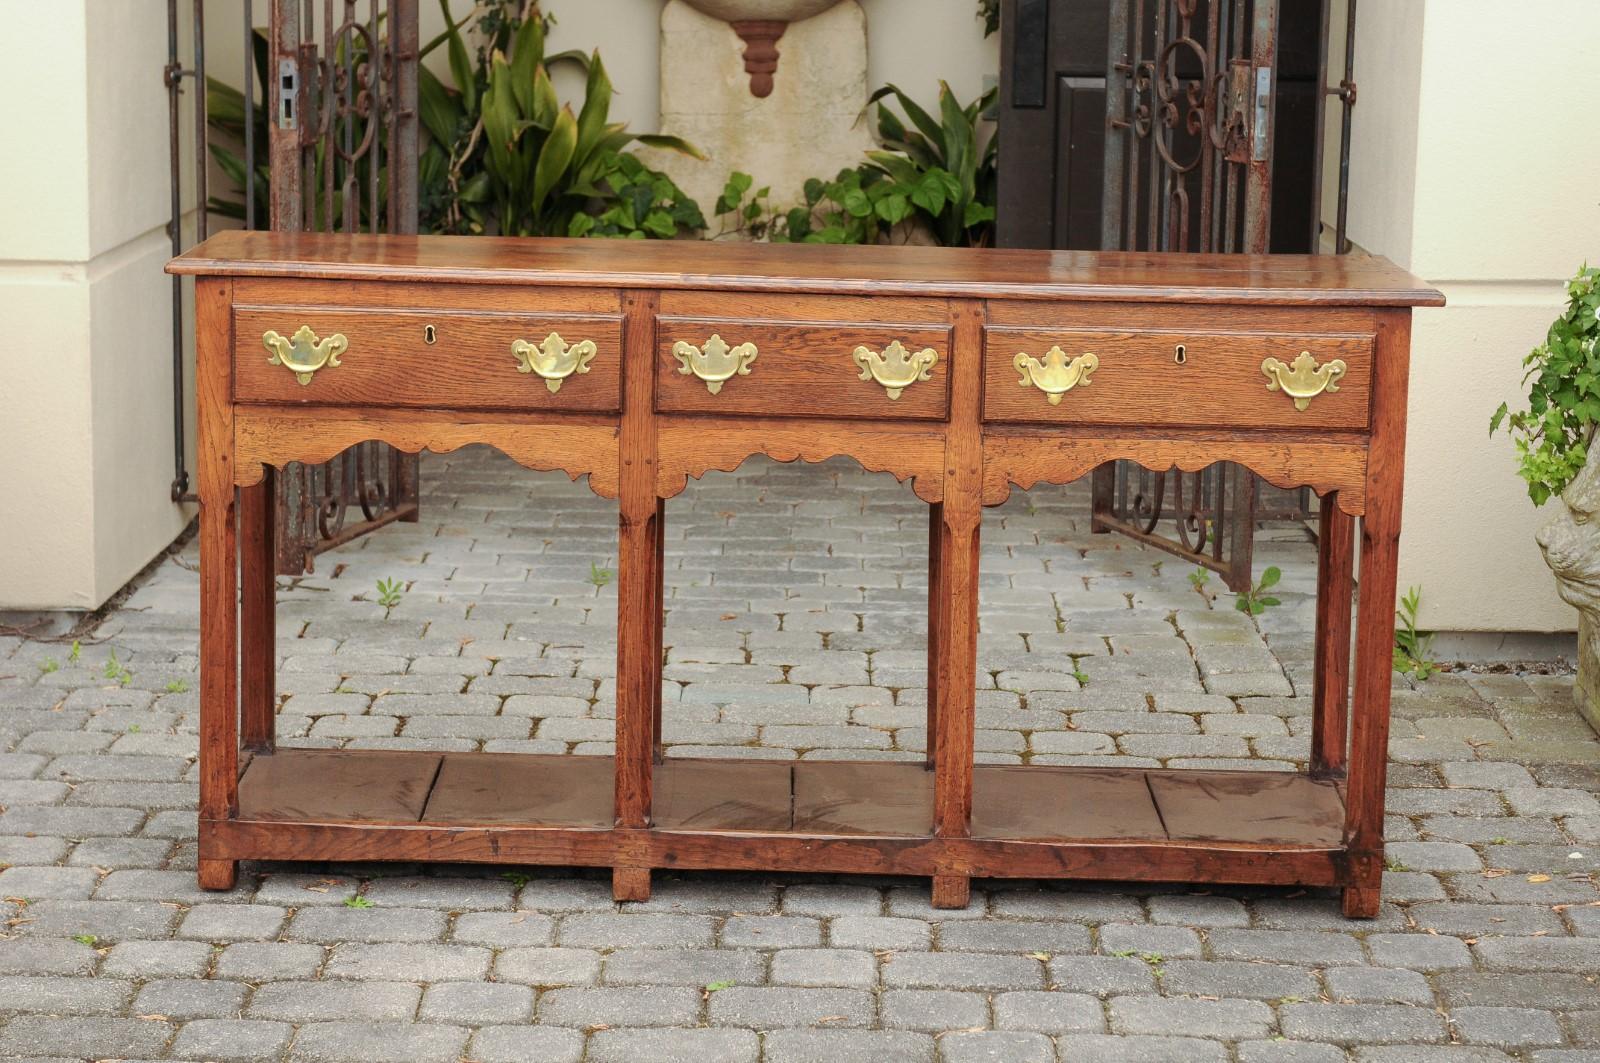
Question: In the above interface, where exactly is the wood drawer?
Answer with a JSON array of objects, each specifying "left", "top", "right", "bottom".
[
  {"left": 234, "top": 305, "right": 623, "bottom": 412},
  {"left": 655, "top": 293, "right": 952, "bottom": 421},
  {"left": 983, "top": 326, "right": 1374, "bottom": 430}
]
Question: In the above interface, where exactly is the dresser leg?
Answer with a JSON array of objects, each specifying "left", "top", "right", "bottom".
[
  {"left": 1341, "top": 884, "right": 1380, "bottom": 919},
  {"left": 925, "top": 503, "right": 943, "bottom": 770},
  {"left": 613, "top": 866, "right": 651, "bottom": 902},
  {"left": 1311, "top": 493, "right": 1354, "bottom": 778},
  {"left": 1089, "top": 463, "right": 1116, "bottom": 533},
  {"left": 198, "top": 858, "right": 238, "bottom": 891},
  {"left": 239, "top": 469, "right": 277, "bottom": 753},
  {"left": 932, "top": 874, "right": 971, "bottom": 909}
]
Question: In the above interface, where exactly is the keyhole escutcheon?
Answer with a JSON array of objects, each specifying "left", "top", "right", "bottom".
[
  {"left": 1174, "top": 343, "right": 1187, "bottom": 365},
  {"left": 424, "top": 324, "right": 437, "bottom": 345}
]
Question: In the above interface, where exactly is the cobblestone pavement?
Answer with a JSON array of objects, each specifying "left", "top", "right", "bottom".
[{"left": 1, "top": 447, "right": 1597, "bottom": 1062}]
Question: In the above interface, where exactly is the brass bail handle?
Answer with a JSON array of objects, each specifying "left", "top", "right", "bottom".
[
  {"left": 1014, "top": 346, "right": 1099, "bottom": 405},
  {"left": 263, "top": 325, "right": 348, "bottom": 386},
  {"left": 673, "top": 334, "right": 758, "bottom": 395},
  {"left": 852, "top": 340, "right": 938, "bottom": 400},
  {"left": 512, "top": 332, "right": 599, "bottom": 394},
  {"left": 1262, "top": 350, "right": 1347, "bottom": 411}
]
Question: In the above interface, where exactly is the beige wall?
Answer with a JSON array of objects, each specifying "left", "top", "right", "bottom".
[
  {"left": 0, "top": 1, "right": 190, "bottom": 612},
  {"left": 1342, "top": 0, "right": 1600, "bottom": 634}
]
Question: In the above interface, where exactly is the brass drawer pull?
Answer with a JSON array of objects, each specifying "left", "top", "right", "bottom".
[
  {"left": 512, "top": 332, "right": 599, "bottom": 394},
  {"left": 1014, "top": 346, "right": 1098, "bottom": 405},
  {"left": 673, "top": 334, "right": 757, "bottom": 395},
  {"left": 852, "top": 340, "right": 937, "bottom": 400},
  {"left": 1262, "top": 351, "right": 1347, "bottom": 411},
  {"left": 263, "top": 325, "right": 347, "bottom": 386}
]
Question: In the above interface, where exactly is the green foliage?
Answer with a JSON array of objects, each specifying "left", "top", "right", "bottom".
[
  {"left": 1233, "top": 566, "right": 1282, "bottom": 617},
  {"left": 714, "top": 168, "right": 898, "bottom": 244},
  {"left": 103, "top": 651, "right": 132, "bottom": 686},
  {"left": 1188, "top": 568, "right": 1212, "bottom": 594},
  {"left": 419, "top": 0, "right": 704, "bottom": 238},
  {"left": 567, "top": 153, "right": 706, "bottom": 239},
  {"left": 587, "top": 561, "right": 614, "bottom": 588},
  {"left": 865, "top": 81, "right": 998, "bottom": 247},
  {"left": 72, "top": 934, "right": 98, "bottom": 946},
  {"left": 1491, "top": 265, "right": 1600, "bottom": 505},
  {"left": 978, "top": 0, "right": 999, "bottom": 36},
  {"left": 343, "top": 895, "right": 374, "bottom": 909},
  {"left": 39, "top": 658, "right": 58, "bottom": 674},
  {"left": 68, "top": 640, "right": 81, "bottom": 664},
  {"left": 1392, "top": 585, "right": 1438, "bottom": 681},
  {"left": 166, "top": 679, "right": 190, "bottom": 694},
  {"left": 375, "top": 578, "right": 405, "bottom": 608}
]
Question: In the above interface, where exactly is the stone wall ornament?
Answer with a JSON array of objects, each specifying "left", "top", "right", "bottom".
[
  {"left": 680, "top": 0, "right": 845, "bottom": 97},
  {"left": 1536, "top": 441, "right": 1600, "bottom": 733}
]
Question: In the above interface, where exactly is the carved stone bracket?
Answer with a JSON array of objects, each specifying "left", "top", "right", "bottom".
[{"left": 731, "top": 20, "right": 787, "bottom": 97}]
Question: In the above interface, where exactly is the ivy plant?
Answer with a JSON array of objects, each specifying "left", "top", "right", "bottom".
[{"left": 1491, "top": 265, "right": 1600, "bottom": 505}]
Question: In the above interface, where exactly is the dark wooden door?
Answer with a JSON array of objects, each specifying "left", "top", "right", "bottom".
[{"left": 997, "top": 0, "right": 1324, "bottom": 254}]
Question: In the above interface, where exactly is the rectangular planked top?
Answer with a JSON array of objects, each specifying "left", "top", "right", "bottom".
[{"left": 170, "top": 230, "right": 1443, "bottom": 308}]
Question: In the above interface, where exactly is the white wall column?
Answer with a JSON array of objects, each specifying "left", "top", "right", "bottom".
[
  {"left": 0, "top": 2, "right": 190, "bottom": 613},
  {"left": 1343, "top": 0, "right": 1600, "bottom": 637}
]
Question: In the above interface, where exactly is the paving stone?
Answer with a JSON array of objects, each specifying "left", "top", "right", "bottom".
[
  {"left": 1367, "top": 932, "right": 1473, "bottom": 969},
  {"left": 939, "top": 919, "right": 1091, "bottom": 954},
  {"left": 881, "top": 989, "right": 991, "bottom": 1032},
  {"left": 993, "top": 990, "right": 1103, "bottom": 1033},
  {"left": 762, "top": 1028, "right": 934, "bottom": 1063},
  {"left": 1450, "top": 1006, "right": 1565, "bottom": 1047},
  {"left": 0, "top": 1016, "right": 174, "bottom": 1058},
  {"left": 325, "top": 942, "right": 492, "bottom": 981},
  {"left": 215, "top": 941, "right": 326, "bottom": 980},
  {"left": 468, "top": 1025, "right": 586, "bottom": 1063},
  {"left": 250, "top": 980, "right": 422, "bottom": 1022},
  {"left": 1280, "top": 1002, "right": 1448, "bottom": 1044},
  {"left": 881, "top": 951, "right": 1045, "bottom": 991},
  {"left": 286, "top": 905, "right": 449, "bottom": 943},
  {"left": 721, "top": 914, "right": 822, "bottom": 948},
  {"left": 171, "top": 1018, "right": 295, "bottom": 1062},
  {"left": 602, "top": 947, "right": 764, "bottom": 987},
  {"left": 0, "top": 865, "right": 100, "bottom": 899},
  {"left": 589, "top": 1028, "right": 760, "bottom": 1063},
  {"left": 558, "top": 912, "right": 715, "bottom": 948},
  {"left": 538, "top": 985, "right": 701, "bottom": 1027},
  {"left": 418, "top": 980, "right": 533, "bottom": 1024},
  {"left": 771, "top": 947, "right": 875, "bottom": 987},
  {"left": 1097, "top": 922, "right": 1201, "bottom": 958},
  {"left": 829, "top": 915, "right": 930, "bottom": 950},
  {"left": 1054, "top": 1033, "right": 1229, "bottom": 1062},
  {"left": 709, "top": 985, "right": 874, "bottom": 1028},
  {"left": 288, "top": 1020, "right": 469, "bottom": 1063},
  {"left": 494, "top": 947, "right": 601, "bottom": 986},
  {"left": 1161, "top": 959, "right": 1319, "bottom": 1000},
  {"left": 938, "top": 1031, "right": 1055, "bottom": 1062},
  {"left": 0, "top": 975, "right": 133, "bottom": 1015},
  {"left": 1209, "top": 929, "right": 1366, "bottom": 966},
  {"left": 1327, "top": 965, "right": 1436, "bottom": 1005},
  {"left": 178, "top": 903, "right": 289, "bottom": 941},
  {"left": 101, "top": 938, "right": 214, "bottom": 978},
  {"left": 1236, "top": 1042, "right": 1349, "bottom": 1063},
  {"left": 1110, "top": 994, "right": 1275, "bottom": 1039},
  {"left": 132, "top": 977, "right": 249, "bottom": 1019}
]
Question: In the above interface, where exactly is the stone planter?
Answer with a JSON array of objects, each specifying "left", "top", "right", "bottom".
[
  {"left": 1535, "top": 443, "right": 1600, "bottom": 734},
  {"left": 678, "top": 0, "right": 846, "bottom": 97}
]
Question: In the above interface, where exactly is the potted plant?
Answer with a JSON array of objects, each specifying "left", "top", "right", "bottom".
[{"left": 1492, "top": 264, "right": 1600, "bottom": 731}]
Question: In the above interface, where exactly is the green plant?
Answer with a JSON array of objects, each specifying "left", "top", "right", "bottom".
[
  {"left": 166, "top": 679, "right": 190, "bottom": 694},
  {"left": 72, "top": 934, "right": 97, "bottom": 946},
  {"left": 714, "top": 168, "right": 902, "bottom": 245},
  {"left": 1392, "top": 585, "right": 1438, "bottom": 680},
  {"left": 1492, "top": 265, "right": 1600, "bottom": 505},
  {"left": 68, "top": 640, "right": 81, "bottom": 664},
  {"left": 864, "top": 81, "right": 998, "bottom": 247},
  {"left": 344, "top": 895, "right": 374, "bottom": 909},
  {"left": 375, "top": 578, "right": 405, "bottom": 608},
  {"left": 977, "top": 0, "right": 999, "bottom": 36},
  {"left": 103, "top": 651, "right": 132, "bottom": 686},
  {"left": 39, "top": 658, "right": 58, "bottom": 674},
  {"left": 568, "top": 153, "right": 706, "bottom": 239},
  {"left": 1188, "top": 568, "right": 1212, "bottom": 596},
  {"left": 1070, "top": 660, "right": 1090, "bottom": 687},
  {"left": 1233, "top": 566, "right": 1282, "bottom": 617},
  {"left": 419, "top": 1, "right": 704, "bottom": 238},
  {"left": 587, "top": 562, "right": 614, "bottom": 588}
]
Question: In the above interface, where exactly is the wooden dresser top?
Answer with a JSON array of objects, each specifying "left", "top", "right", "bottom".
[{"left": 171, "top": 230, "right": 1443, "bottom": 308}]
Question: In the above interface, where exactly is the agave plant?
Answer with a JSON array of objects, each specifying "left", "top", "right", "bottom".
[
  {"left": 420, "top": 0, "right": 704, "bottom": 238},
  {"left": 863, "top": 81, "right": 998, "bottom": 247}
]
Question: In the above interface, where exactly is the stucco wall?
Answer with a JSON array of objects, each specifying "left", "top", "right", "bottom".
[
  {"left": 0, "top": 2, "right": 190, "bottom": 612},
  {"left": 1341, "top": 0, "right": 1600, "bottom": 635}
]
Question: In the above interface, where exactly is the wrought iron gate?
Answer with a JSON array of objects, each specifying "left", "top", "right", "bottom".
[
  {"left": 1090, "top": 0, "right": 1350, "bottom": 590},
  {"left": 167, "top": 0, "right": 420, "bottom": 574},
  {"left": 266, "top": 0, "right": 421, "bottom": 574}
]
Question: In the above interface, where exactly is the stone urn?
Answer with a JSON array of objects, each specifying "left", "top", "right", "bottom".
[
  {"left": 1535, "top": 443, "right": 1600, "bottom": 734},
  {"left": 679, "top": 0, "right": 845, "bottom": 96}
]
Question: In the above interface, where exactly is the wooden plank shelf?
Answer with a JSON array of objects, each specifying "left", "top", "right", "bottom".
[
  {"left": 222, "top": 749, "right": 1349, "bottom": 886},
  {"left": 176, "top": 232, "right": 1440, "bottom": 914}
]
